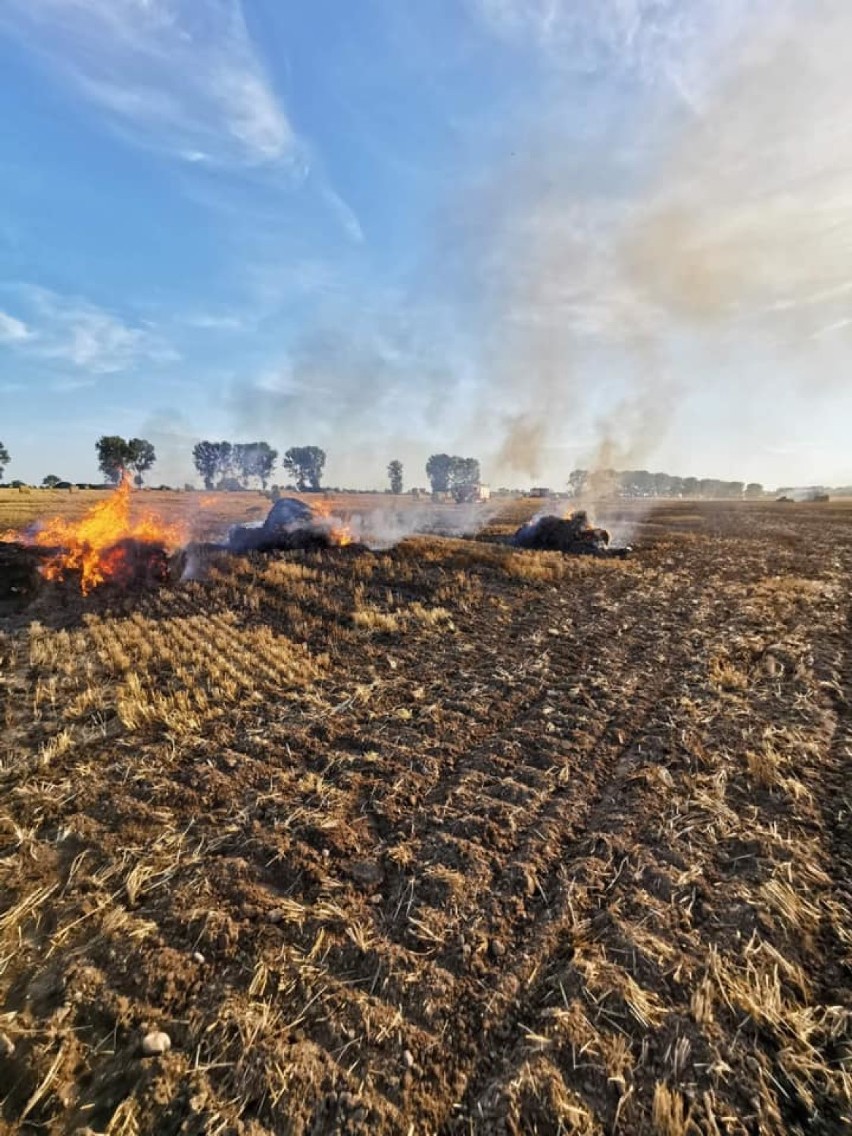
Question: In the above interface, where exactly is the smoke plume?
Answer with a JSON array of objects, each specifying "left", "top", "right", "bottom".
[
  {"left": 229, "top": 2, "right": 852, "bottom": 492},
  {"left": 471, "top": 0, "right": 852, "bottom": 483}
]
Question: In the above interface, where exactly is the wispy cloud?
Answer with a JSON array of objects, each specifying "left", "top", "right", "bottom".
[
  {"left": 0, "top": 310, "right": 30, "bottom": 342},
  {"left": 180, "top": 311, "right": 251, "bottom": 332},
  {"left": 0, "top": 286, "right": 177, "bottom": 374},
  {"left": 1, "top": 0, "right": 295, "bottom": 168},
  {"left": 469, "top": 0, "right": 751, "bottom": 104},
  {"left": 319, "top": 187, "right": 365, "bottom": 244},
  {"left": 471, "top": 1, "right": 662, "bottom": 56}
]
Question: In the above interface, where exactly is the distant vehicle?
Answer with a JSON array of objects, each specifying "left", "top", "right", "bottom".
[
  {"left": 529, "top": 487, "right": 552, "bottom": 498},
  {"left": 450, "top": 483, "right": 491, "bottom": 503}
]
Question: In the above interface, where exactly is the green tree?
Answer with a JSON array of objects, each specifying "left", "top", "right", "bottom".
[
  {"left": 232, "top": 444, "right": 251, "bottom": 488},
  {"left": 192, "top": 441, "right": 218, "bottom": 490},
  {"left": 96, "top": 435, "right": 130, "bottom": 484},
  {"left": 212, "top": 442, "right": 233, "bottom": 487},
  {"left": 127, "top": 438, "right": 156, "bottom": 487},
  {"left": 425, "top": 453, "right": 453, "bottom": 494},
  {"left": 0, "top": 441, "right": 9, "bottom": 481},
  {"left": 42, "top": 474, "right": 63, "bottom": 488},
  {"left": 387, "top": 460, "right": 403, "bottom": 494},
  {"left": 450, "top": 456, "right": 481, "bottom": 502},
  {"left": 192, "top": 441, "right": 233, "bottom": 490},
  {"left": 234, "top": 442, "right": 278, "bottom": 489},
  {"left": 283, "top": 446, "right": 326, "bottom": 491}
]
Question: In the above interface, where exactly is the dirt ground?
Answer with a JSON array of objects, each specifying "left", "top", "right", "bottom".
[{"left": 0, "top": 496, "right": 850, "bottom": 1134}]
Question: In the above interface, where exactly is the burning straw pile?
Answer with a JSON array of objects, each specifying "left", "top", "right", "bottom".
[
  {"left": 1, "top": 475, "right": 185, "bottom": 601},
  {"left": 1, "top": 486, "right": 629, "bottom": 609},
  {"left": 1, "top": 488, "right": 358, "bottom": 604},
  {"left": 227, "top": 497, "right": 354, "bottom": 553},
  {"left": 511, "top": 510, "right": 630, "bottom": 558}
]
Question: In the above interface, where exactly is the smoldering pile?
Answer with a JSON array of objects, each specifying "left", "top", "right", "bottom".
[
  {"left": 176, "top": 497, "right": 364, "bottom": 581},
  {"left": 511, "top": 511, "right": 630, "bottom": 558},
  {"left": 226, "top": 498, "right": 357, "bottom": 553}
]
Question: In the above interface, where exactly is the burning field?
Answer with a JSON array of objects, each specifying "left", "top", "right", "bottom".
[
  {"left": 0, "top": 490, "right": 850, "bottom": 1134},
  {"left": 0, "top": 479, "right": 362, "bottom": 602}
]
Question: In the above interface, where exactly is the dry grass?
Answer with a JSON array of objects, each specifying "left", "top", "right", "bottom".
[{"left": 0, "top": 498, "right": 849, "bottom": 1134}]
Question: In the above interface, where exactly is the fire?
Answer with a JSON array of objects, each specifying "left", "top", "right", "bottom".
[
  {"left": 329, "top": 524, "right": 353, "bottom": 547},
  {"left": 3, "top": 473, "right": 186, "bottom": 594},
  {"left": 308, "top": 496, "right": 353, "bottom": 546}
]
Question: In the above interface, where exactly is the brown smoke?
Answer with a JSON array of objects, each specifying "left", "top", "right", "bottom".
[{"left": 480, "top": 1, "right": 852, "bottom": 484}]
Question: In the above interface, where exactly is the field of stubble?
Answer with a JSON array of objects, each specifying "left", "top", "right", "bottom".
[{"left": 0, "top": 495, "right": 850, "bottom": 1135}]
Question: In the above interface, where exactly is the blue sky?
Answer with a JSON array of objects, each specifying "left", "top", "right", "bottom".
[{"left": 1, "top": 1, "right": 850, "bottom": 489}]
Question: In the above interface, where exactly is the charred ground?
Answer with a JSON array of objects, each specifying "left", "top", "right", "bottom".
[{"left": 0, "top": 498, "right": 850, "bottom": 1134}]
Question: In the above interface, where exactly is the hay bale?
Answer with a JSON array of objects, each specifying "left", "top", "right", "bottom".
[{"left": 511, "top": 511, "right": 623, "bottom": 557}]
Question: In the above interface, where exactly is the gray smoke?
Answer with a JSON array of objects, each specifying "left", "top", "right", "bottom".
[
  {"left": 344, "top": 498, "right": 507, "bottom": 548},
  {"left": 469, "top": 0, "right": 852, "bottom": 483},
  {"left": 227, "top": 2, "right": 852, "bottom": 492}
]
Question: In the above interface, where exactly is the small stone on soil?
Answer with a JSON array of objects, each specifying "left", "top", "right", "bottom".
[
  {"left": 350, "top": 859, "right": 384, "bottom": 886},
  {"left": 489, "top": 939, "right": 506, "bottom": 959},
  {"left": 403, "top": 1048, "right": 414, "bottom": 1068},
  {"left": 192, "top": 951, "right": 206, "bottom": 964},
  {"left": 141, "top": 1030, "right": 172, "bottom": 1057}
]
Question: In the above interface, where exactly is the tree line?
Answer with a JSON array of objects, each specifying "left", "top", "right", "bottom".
[
  {"left": 568, "top": 469, "right": 766, "bottom": 499},
  {"left": 3, "top": 435, "right": 814, "bottom": 500}
]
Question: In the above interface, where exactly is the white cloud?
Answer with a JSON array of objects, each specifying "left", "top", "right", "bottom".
[
  {"left": 0, "top": 310, "right": 30, "bottom": 342},
  {"left": 1, "top": 0, "right": 295, "bottom": 167},
  {"left": 52, "top": 307, "right": 147, "bottom": 371},
  {"left": 1, "top": 286, "right": 177, "bottom": 374},
  {"left": 469, "top": 0, "right": 758, "bottom": 102},
  {"left": 181, "top": 311, "right": 249, "bottom": 331},
  {"left": 320, "top": 187, "right": 365, "bottom": 244}
]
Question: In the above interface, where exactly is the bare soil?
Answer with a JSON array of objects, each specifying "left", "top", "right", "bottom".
[{"left": 0, "top": 498, "right": 850, "bottom": 1134}]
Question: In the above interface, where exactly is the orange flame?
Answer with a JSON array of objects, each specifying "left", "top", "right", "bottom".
[
  {"left": 307, "top": 497, "right": 353, "bottom": 545},
  {"left": 3, "top": 473, "right": 186, "bottom": 594},
  {"left": 329, "top": 524, "right": 353, "bottom": 547}
]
